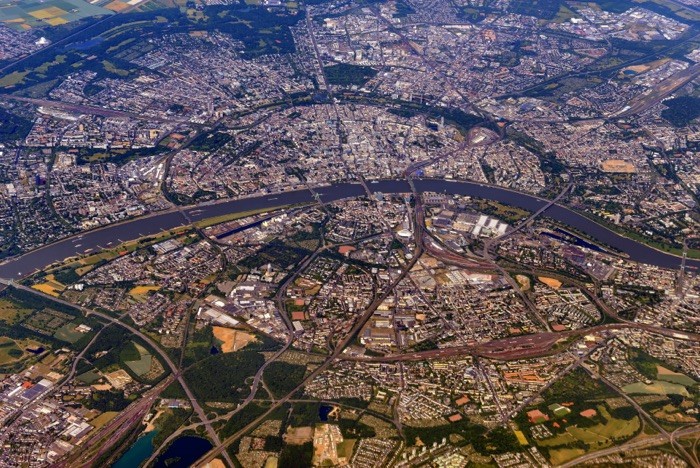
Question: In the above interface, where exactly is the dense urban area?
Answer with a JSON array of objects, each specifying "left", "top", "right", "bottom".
[{"left": 0, "top": 0, "right": 699, "bottom": 466}]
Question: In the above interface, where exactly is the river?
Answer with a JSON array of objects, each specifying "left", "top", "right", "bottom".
[{"left": 0, "top": 179, "right": 697, "bottom": 279}]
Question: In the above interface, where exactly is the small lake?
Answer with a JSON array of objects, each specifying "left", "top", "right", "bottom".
[
  {"left": 319, "top": 405, "right": 333, "bottom": 422},
  {"left": 153, "top": 435, "right": 213, "bottom": 468},
  {"left": 65, "top": 37, "right": 105, "bottom": 51},
  {"left": 112, "top": 430, "right": 157, "bottom": 468}
]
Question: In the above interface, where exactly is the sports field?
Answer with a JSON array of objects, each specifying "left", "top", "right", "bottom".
[
  {"left": 124, "top": 342, "right": 153, "bottom": 376},
  {"left": 54, "top": 321, "right": 85, "bottom": 343}
]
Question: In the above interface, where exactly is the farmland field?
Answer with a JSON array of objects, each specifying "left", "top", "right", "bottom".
[
  {"left": 0, "top": 298, "right": 33, "bottom": 324},
  {"left": 129, "top": 285, "right": 161, "bottom": 302},
  {"left": 656, "top": 366, "right": 696, "bottom": 387},
  {"left": 0, "top": 336, "right": 44, "bottom": 365},
  {"left": 0, "top": 0, "right": 112, "bottom": 30},
  {"left": 22, "top": 308, "right": 73, "bottom": 335},
  {"left": 0, "top": 337, "right": 26, "bottom": 364},
  {"left": 548, "top": 447, "right": 585, "bottom": 465},
  {"left": 567, "top": 406, "right": 640, "bottom": 445},
  {"left": 89, "top": 411, "right": 118, "bottom": 429},
  {"left": 623, "top": 380, "right": 690, "bottom": 397}
]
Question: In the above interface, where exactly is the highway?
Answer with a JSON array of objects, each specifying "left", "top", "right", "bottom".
[
  {"left": 559, "top": 425, "right": 700, "bottom": 468},
  {"left": 580, "top": 366, "right": 698, "bottom": 467},
  {"left": 483, "top": 182, "right": 574, "bottom": 252},
  {"left": 0, "top": 320, "right": 112, "bottom": 445},
  {"left": 63, "top": 376, "right": 174, "bottom": 467},
  {"left": 193, "top": 174, "right": 428, "bottom": 466},
  {"left": 0, "top": 280, "right": 233, "bottom": 467},
  {"left": 476, "top": 182, "right": 575, "bottom": 331},
  {"left": 195, "top": 249, "right": 424, "bottom": 465}
]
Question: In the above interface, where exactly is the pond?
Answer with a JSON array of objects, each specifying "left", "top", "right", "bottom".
[
  {"left": 153, "top": 435, "right": 213, "bottom": 468},
  {"left": 112, "top": 430, "right": 157, "bottom": 468},
  {"left": 319, "top": 405, "right": 333, "bottom": 422},
  {"left": 65, "top": 37, "right": 105, "bottom": 51}
]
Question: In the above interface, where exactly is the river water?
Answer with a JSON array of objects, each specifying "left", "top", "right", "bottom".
[{"left": 0, "top": 179, "right": 696, "bottom": 279}]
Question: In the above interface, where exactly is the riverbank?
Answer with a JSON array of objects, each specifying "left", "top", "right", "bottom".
[{"left": 0, "top": 179, "right": 697, "bottom": 280}]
